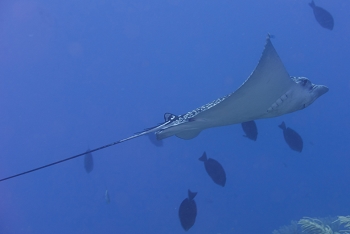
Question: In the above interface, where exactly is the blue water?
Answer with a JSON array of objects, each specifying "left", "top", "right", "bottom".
[{"left": 1, "top": 0, "right": 349, "bottom": 233}]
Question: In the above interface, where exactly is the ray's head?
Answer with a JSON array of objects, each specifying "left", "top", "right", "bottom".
[{"left": 292, "top": 76, "right": 329, "bottom": 109}]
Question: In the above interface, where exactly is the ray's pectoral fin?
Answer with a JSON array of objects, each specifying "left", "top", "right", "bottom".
[{"left": 154, "top": 36, "right": 329, "bottom": 141}]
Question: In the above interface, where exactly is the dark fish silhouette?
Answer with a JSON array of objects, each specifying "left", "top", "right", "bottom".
[
  {"left": 199, "top": 152, "right": 226, "bottom": 187},
  {"left": 179, "top": 190, "right": 197, "bottom": 231},
  {"left": 309, "top": 0, "right": 334, "bottom": 30},
  {"left": 147, "top": 133, "right": 163, "bottom": 147},
  {"left": 84, "top": 150, "right": 93, "bottom": 173},
  {"left": 278, "top": 122, "right": 303, "bottom": 152},
  {"left": 241, "top": 120, "right": 258, "bottom": 141}
]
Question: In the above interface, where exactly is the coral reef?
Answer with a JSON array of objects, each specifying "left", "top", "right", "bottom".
[
  {"left": 298, "top": 217, "right": 333, "bottom": 234},
  {"left": 334, "top": 216, "right": 350, "bottom": 234},
  {"left": 272, "top": 216, "right": 350, "bottom": 234}
]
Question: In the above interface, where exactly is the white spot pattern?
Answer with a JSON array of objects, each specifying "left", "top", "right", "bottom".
[{"left": 172, "top": 94, "right": 231, "bottom": 125}]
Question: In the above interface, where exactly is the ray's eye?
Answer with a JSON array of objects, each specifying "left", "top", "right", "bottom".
[{"left": 302, "top": 79, "right": 308, "bottom": 86}]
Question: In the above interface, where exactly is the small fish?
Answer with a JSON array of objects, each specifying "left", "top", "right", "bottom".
[
  {"left": 309, "top": 0, "right": 334, "bottom": 30},
  {"left": 241, "top": 120, "right": 258, "bottom": 141},
  {"left": 278, "top": 122, "right": 303, "bottom": 152},
  {"left": 179, "top": 190, "right": 197, "bottom": 231},
  {"left": 199, "top": 152, "right": 226, "bottom": 187},
  {"left": 105, "top": 189, "right": 110, "bottom": 204},
  {"left": 147, "top": 133, "right": 163, "bottom": 147},
  {"left": 84, "top": 149, "right": 93, "bottom": 173}
]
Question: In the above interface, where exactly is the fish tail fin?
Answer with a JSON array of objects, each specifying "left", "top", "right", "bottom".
[
  {"left": 188, "top": 190, "right": 197, "bottom": 200},
  {"left": 278, "top": 121, "right": 286, "bottom": 130},
  {"left": 309, "top": 0, "right": 315, "bottom": 8},
  {"left": 242, "top": 135, "right": 254, "bottom": 141},
  {"left": 198, "top": 152, "right": 207, "bottom": 162}
]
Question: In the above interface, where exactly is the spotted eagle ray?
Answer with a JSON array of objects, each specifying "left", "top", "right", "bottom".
[{"left": 0, "top": 35, "right": 328, "bottom": 182}]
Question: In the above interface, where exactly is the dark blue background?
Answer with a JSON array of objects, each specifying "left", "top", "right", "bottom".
[{"left": 0, "top": 0, "right": 349, "bottom": 233}]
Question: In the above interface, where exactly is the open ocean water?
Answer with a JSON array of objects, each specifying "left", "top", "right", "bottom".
[{"left": 0, "top": 0, "right": 349, "bottom": 233}]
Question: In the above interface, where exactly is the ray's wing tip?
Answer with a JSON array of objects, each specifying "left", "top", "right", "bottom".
[
  {"left": 263, "top": 34, "right": 273, "bottom": 52},
  {"left": 266, "top": 33, "right": 275, "bottom": 44}
]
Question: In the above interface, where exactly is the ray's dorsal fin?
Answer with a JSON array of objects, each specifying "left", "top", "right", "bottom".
[{"left": 164, "top": 113, "right": 177, "bottom": 121}]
